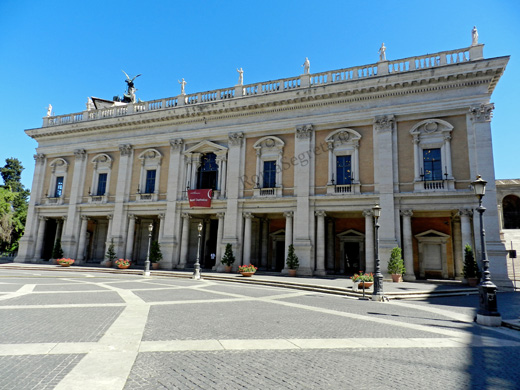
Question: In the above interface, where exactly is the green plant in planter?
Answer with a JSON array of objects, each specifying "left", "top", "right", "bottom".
[
  {"left": 52, "top": 238, "right": 64, "bottom": 260},
  {"left": 387, "top": 246, "right": 406, "bottom": 275},
  {"left": 149, "top": 241, "right": 162, "bottom": 263},
  {"left": 221, "top": 243, "right": 235, "bottom": 266},
  {"left": 106, "top": 239, "right": 117, "bottom": 263},
  {"left": 286, "top": 244, "right": 299, "bottom": 269},
  {"left": 463, "top": 244, "right": 481, "bottom": 279}
]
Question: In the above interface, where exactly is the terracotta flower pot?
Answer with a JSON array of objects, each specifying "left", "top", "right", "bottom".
[
  {"left": 357, "top": 281, "right": 373, "bottom": 289},
  {"left": 240, "top": 271, "right": 255, "bottom": 277},
  {"left": 224, "top": 265, "right": 232, "bottom": 273},
  {"left": 391, "top": 274, "right": 402, "bottom": 283},
  {"left": 467, "top": 277, "right": 479, "bottom": 287},
  {"left": 152, "top": 262, "right": 160, "bottom": 270},
  {"left": 118, "top": 265, "right": 130, "bottom": 269},
  {"left": 288, "top": 269, "right": 297, "bottom": 277}
]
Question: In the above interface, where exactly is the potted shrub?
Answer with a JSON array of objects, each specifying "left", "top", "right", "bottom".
[
  {"left": 221, "top": 243, "right": 235, "bottom": 272},
  {"left": 351, "top": 271, "right": 374, "bottom": 290},
  {"left": 388, "top": 246, "right": 406, "bottom": 282},
  {"left": 105, "top": 239, "right": 116, "bottom": 267},
  {"left": 52, "top": 238, "right": 64, "bottom": 264},
  {"left": 238, "top": 264, "right": 257, "bottom": 277},
  {"left": 286, "top": 244, "right": 299, "bottom": 276},
  {"left": 463, "top": 244, "right": 481, "bottom": 286},
  {"left": 149, "top": 241, "right": 162, "bottom": 270}
]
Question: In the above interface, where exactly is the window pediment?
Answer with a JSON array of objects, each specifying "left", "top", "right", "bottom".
[
  {"left": 325, "top": 128, "right": 361, "bottom": 150},
  {"left": 410, "top": 119, "right": 453, "bottom": 137},
  {"left": 185, "top": 140, "right": 228, "bottom": 155},
  {"left": 91, "top": 153, "right": 112, "bottom": 170},
  {"left": 49, "top": 158, "right": 69, "bottom": 173}
]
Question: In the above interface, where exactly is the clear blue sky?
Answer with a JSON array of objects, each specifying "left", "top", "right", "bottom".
[{"left": 1, "top": 0, "right": 518, "bottom": 190}]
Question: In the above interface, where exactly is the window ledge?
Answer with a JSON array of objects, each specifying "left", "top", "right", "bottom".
[
  {"left": 88, "top": 195, "right": 108, "bottom": 204},
  {"left": 45, "top": 197, "right": 64, "bottom": 205},
  {"left": 137, "top": 193, "right": 158, "bottom": 202},
  {"left": 414, "top": 179, "right": 455, "bottom": 192},
  {"left": 253, "top": 187, "right": 282, "bottom": 197},
  {"left": 326, "top": 183, "right": 360, "bottom": 195}
]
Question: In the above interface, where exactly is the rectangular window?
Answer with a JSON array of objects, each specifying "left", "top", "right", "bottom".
[
  {"left": 263, "top": 161, "right": 276, "bottom": 188},
  {"left": 145, "top": 170, "right": 156, "bottom": 194},
  {"left": 54, "top": 176, "right": 64, "bottom": 197},
  {"left": 97, "top": 173, "right": 107, "bottom": 196},
  {"left": 423, "top": 148, "right": 442, "bottom": 181},
  {"left": 336, "top": 156, "right": 352, "bottom": 185}
]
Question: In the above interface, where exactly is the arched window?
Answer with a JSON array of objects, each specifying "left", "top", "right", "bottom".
[
  {"left": 47, "top": 158, "right": 69, "bottom": 205},
  {"left": 503, "top": 195, "right": 520, "bottom": 229},
  {"left": 325, "top": 128, "right": 362, "bottom": 194},
  {"left": 197, "top": 153, "right": 218, "bottom": 190}
]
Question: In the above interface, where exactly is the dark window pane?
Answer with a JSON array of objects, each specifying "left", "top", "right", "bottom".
[
  {"left": 55, "top": 176, "right": 64, "bottom": 197},
  {"left": 97, "top": 173, "right": 107, "bottom": 196},
  {"left": 336, "top": 156, "right": 352, "bottom": 185},
  {"left": 198, "top": 153, "right": 218, "bottom": 190},
  {"left": 145, "top": 170, "right": 156, "bottom": 193},
  {"left": 263, "top": 161, "right": 276, "bottom": 188},
  {"left": 423, "top": 148, "right": 442, "bottom": 181}
]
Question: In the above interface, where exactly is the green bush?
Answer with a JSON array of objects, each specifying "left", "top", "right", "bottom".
[
  {"left": 149, "top": 241, "right": 162, "bottom": 263},
  {"left": 286, "top": 244, "right": 299, "bottom": 269},
  {"left": 52, "top": 238, "right": 63, "bottom": 259},
  {"left": 463, "top": 244, "right": 481, "bottom": 279},
  {"left": 221, "top": 243, "right": 235, "bottom": 266},
  {"left": 106, "top": 238, "right": 117, "bottom": 262},
  {"left": 387, "top": 246, "right": 405, "bottom": 275}
]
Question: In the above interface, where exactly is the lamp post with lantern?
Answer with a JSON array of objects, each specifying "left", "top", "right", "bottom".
[
  {"left": 193, "top": 222, "right": 203, "bottom": 280},
  {"left": 144, "top": 222, "right": 153, "bottom": 277},
  {"left": 472, "top": 175, "right": 502, "bottom": 326},
  {"left": 372, "top": 204, "right": 384, "bottom": 301}
]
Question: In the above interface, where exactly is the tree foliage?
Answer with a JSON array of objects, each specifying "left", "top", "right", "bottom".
[
  {"left": 221, "top": 243, "right": 235, "bottom": 266},
  {"left": 0, "top": 158, "right": 29, "bottom": 253}
]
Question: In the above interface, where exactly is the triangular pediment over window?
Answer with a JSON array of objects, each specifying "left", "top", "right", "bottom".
[
  {"left": 415, "top": 229, "right": 450, "bottom": 239},
  {"left": 185, "top": 140, "right": 228, "bottom": 154}
]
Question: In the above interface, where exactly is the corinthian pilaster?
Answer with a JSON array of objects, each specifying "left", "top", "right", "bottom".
[{"left": 469, "top": 103, "right": 494, "bottom": 122}]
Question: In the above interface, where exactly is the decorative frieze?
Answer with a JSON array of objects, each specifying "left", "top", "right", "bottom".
[
  {"left": 470, "top": 103, "right": 494, "bottom": 123},
  {"left": 374, "top": 115, "right": 395, "bottom": 132},
  {"left": 296, "top": 124, "right": 313, "bottom": 139}
]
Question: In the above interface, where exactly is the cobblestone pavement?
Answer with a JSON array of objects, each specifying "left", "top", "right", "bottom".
[{"left": 0, "top": 268, "right": 519, "bottom": 389}]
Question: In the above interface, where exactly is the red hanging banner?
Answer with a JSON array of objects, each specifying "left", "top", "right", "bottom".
[{"left": 187, "top": 189, "right": 212, "bottom": 208}]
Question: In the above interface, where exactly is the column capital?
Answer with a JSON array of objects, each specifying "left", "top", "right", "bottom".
[
  {"left": 128, "top": 213, "right": 138, "bottom": 221},
  {"left": 228, "top": 132, "right": 244, "bottom": 146},
  {"left": 374, "top": 114, "right": 395, "bottom": 132},
  {"left": 119, "top": 144, "right": 133, "bottom": 156},
  {"left": 400, "top": 209, "right": 413, "bottom": 218},
  {"left": 158, "top": 213, "right": 165, "bottom": 220},
  {"left": 283, "top": 211, "right": 294, "bottom": 218},
  {"left": 458, "top": 209, "right": 473, "bottom": 217},
  {"left": 296, "top": 124, "right": 313, "bottom": 139},
  {"left": 170, "top": 139, "right": 184, "bottom": 150},
  {"left": 33, "top": 153, "right": 46, "bottom": 165},
  {"left": 315, "top": 210, "right": 326, "bottom": 218},
  {"left": 81, "top": 215, "right": 89, "bottom": 221},
  {"left": 38, "top": 216, "right": 48, "bottom": 221},
  {"left": 217, "top": 212, "right": 225, "bottom": 219},
  {"left": 62, "top": 215, "right": 67, "bottom": 221},
  {"left": 362, "top": 209, "right": 373, "bottom": 218},
  {"left": 106, "top": 214, "right": 112, "bottom": 220},
  {"left": 243, "top": 212, "right": 253, "bottom": 219},
  {"left": 469, "top": 103, "right": 494, "bottom": 123},
  {"left": 181, "top": 213, "right": 191, "bottom": 220},
  {"left": 74, "top": 149, "right": 87, "bottom": 160}
]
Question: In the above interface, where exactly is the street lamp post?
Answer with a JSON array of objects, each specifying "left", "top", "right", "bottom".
[
  {"left": 193, "top": 222, "right": 203, "bottom": 280},
  {"left": 372, "top": 204, "right": 384, "bottom": 301},
  {"left": 144, "top": 222, "right": 153, "bottom": 277},
  {"left": 472, "top": 175, "right": 502, "bottom": 326}
]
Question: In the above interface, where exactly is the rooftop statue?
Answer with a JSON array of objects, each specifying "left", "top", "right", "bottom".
[
  {"left": 121, "top": 70, "right": 141, "bottom": 103},
  {"left": 472, "top": 26, "right": 479, "bottom": 46},
  {"left": 46, "top": 104, "right": 52, "bottom": 117},
  {"left": 178, "top": 78, "right": 187, "bottom": 95},
  {"left": 86, "top": 97, "right": 94, "bottom": 111},
  {"left": 237, "top": 68, "right": 244, "bottom": 85},
  {"left": 302, "top": 57, "right": 310, "bottom": 74},
  {"left": 379, "top": 43, "right": 387, "bottom": 61}
]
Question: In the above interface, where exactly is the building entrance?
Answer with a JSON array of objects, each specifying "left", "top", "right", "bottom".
[{"left": 344, "top": 242, "right": 360, "bottom": 274}]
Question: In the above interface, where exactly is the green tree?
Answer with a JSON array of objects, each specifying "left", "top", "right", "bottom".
[
  {"left": 52, "top": 238, "right": 64, "bottom": 259},
  {"left": 0, "top": 158, "right": 30, "bottom": 253},
  {"left": 106, "top": 239, "right": 117, "bottom": 263},
  {"left": 387, "top": 246, "right": 406, "bottom": 275},
  {"left": 221, "top": 243, "right": 235, "bottom": 266},
  {"left": 463, "top": 244, "right": 481, "bottom": 279},
  {"left": 286, "top": 244, "right": 299, "bottom": 269},
  {"left": 149, "top": 241, "right": 162, "bottom": 263}
]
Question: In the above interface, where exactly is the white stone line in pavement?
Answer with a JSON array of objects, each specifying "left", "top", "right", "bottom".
[
  {"left": 389, "top": 301, "right": 474, "bottom": 323},
  {"left": 0, "top": 303, "right": 126, "bottom": 310},
  {"left": 54, "top": 288, "right": 149, "bottom": 390},
  {"left": 0, "top": 284, "right": 35, "bottom": 301}
]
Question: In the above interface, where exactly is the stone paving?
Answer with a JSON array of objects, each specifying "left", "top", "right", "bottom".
[{"left": 0, "top": 266, "right": 519, "bottom": 389}]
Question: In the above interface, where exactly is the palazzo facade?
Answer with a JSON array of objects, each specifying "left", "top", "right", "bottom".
[{"left": 16, "top": 36, "right": 512, "bottom": 287}]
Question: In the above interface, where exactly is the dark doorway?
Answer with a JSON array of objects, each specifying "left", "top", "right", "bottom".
[
  {"left": 275, "top": 241, "right": 285, "bottom": 271},
  {"left": 42, "top": 219, "right": 58, "bottom": 261},
  {"left": 344, "top": 242, "right": 360, "bottom": 274},
  {"left": 503, "top": 195, "right": 520, "bottom": 229},
  {"left": 204, "top": 219, "right": 218, "bottom": 268}
]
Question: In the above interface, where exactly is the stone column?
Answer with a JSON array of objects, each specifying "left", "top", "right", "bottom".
[
  {"left": 33, "top": 216, "right": 47, "bottom": 262},
  {"left": 452, "top": 214, "right": 463, "bottom": 279},
  {"left": 158, "top": 213, "right": 165, "bottom": 241},
  {"left": 315, "top": 210, "right": 326, "bottom": 276},
  {"left": 363, "top": 209, "right": 374, "bottom": 272},
  {"left": 243, "top": 213, "right": 253, "bottom": 265},
  {"left": 179, "top": 213, "right": 191, "bottom": 268},
  {"left": 459, "top": 209, "right": 473, "bottom": 277},
  {"left": 283, "top": 211, "right": 294, "bottom": 272},
  {"left": 261, "top": 218, "right": 269, "bottom": 268},
  {"left": 326, "top": 218, "right": 335, "bottom": 271},
  {"left": 220, "top": 158, "right": 227, "bottom": 198},
  {"left": 185, "top": 156, "right": 192, "bottom": 190},
  {"left": 215, "top": 213, "right": 225, "bottom": 270},
  {"left": 401, "top": 209, "right": 416, "bottom": 281},
  {"left": 444, "top": 134, "right": 453, "bottom": 178},
  {"left": 125, "top": 214, "right": 137, "bottom": 261},
  {"left": 76, "top": 216, "right": 89, "bottom": 263}
]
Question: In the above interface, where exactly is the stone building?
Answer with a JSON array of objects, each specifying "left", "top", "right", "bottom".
[{"left": 15, "top": 33, "right": 512, "bottom": 287}]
